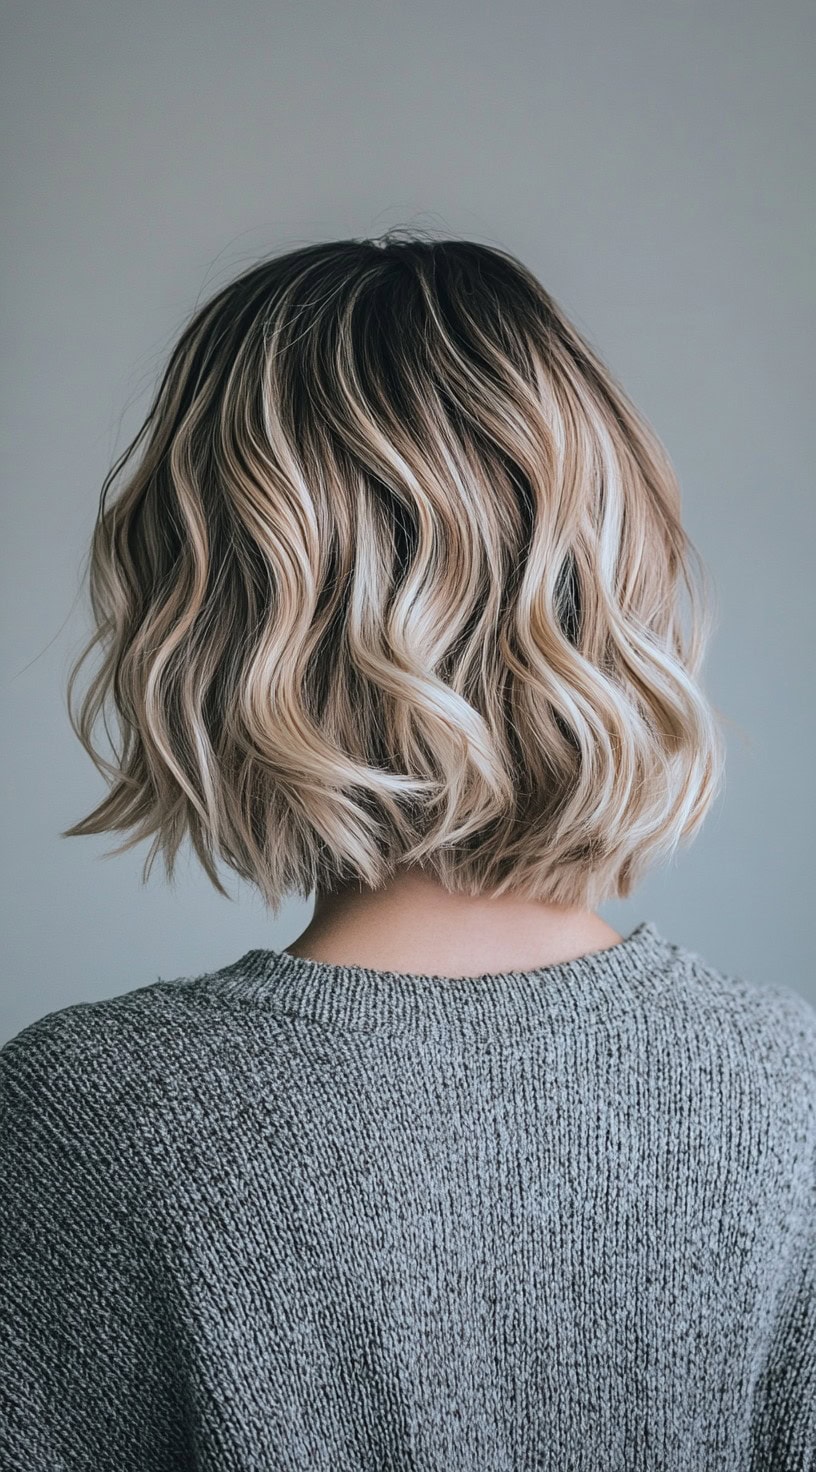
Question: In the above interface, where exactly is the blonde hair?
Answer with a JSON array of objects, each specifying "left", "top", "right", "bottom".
[{"left": 64, "top": 233, "right": 725, "bottom": 912}]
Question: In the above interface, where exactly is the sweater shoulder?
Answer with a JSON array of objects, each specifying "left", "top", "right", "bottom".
[
  {"left": 0, "top": 964, "right": 261, "bottom": 1126},
  {"left": 660, "top": 939, "right": 816, "bottom": 1110},
  {"left": 667, "top": 939, "right": 816, "bottom": 1046},
  {"left": 2, "top": 973, "right": 191, "bottom": 1071}
]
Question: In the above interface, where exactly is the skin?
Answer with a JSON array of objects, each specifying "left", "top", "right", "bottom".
[{"left": 285, "top": 865, "right": 622, "bottom": 978}]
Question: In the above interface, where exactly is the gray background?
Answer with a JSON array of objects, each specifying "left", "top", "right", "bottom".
[{"left": 2, "top": 0, "right": 814, "bottom": 1043}]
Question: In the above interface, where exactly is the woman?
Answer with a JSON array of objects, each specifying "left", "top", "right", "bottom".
[{"left": 1, "top": 235, "right": 813, "bottom": 1470}]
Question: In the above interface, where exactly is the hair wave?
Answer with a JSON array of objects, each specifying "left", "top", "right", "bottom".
[{"left": 63, "top": 233, "right": 725, "bottom": 911}]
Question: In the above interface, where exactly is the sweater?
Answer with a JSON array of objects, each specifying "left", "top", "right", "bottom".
[{"left": 1, "top": 920, "right": 814, "bottom": 1472}]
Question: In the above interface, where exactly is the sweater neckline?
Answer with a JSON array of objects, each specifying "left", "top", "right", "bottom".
[{"left": 207, "top": 921, "right": 676, "bottom": 1034}]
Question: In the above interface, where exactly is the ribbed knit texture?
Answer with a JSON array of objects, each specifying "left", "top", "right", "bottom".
[{"left": 1, "top": 920, "right": 814, "bottom": 1471}]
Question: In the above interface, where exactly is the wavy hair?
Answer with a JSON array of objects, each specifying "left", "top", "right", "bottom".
[{"left": 63, "top": 233, "right": 725, "bottom": 912}]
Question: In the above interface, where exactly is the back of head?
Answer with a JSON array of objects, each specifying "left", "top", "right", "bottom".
[{"left": 64, "top": 233, "right": 725, "bottom": 911}]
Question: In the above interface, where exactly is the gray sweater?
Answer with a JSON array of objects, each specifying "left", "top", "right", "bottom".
[{"left": 1, "top": 920, "right": 814, "bottom": 1471}]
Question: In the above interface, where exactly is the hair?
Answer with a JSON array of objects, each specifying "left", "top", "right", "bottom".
[{"left": 63, "top": 231, "right": 725, "bottom": 913}]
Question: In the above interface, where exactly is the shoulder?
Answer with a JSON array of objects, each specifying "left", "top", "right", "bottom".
[
  {"left": 1, "top": 966, "right": 282, "bottom": 1227},
  {"left": 1, "top": 950, "right": 322, "bottom": 1141},
  {"left": 661, "top": 934, "right": 816, "bottom": 1125},
  {"left": 2, "top": 975, "right": 182, "bottom": 1099},
  {"left": 0, "top": 962, "right": 270, "bottom": 1142},
  {"left": 668, "top": 936, "right": 816, "bottom": 1048}
]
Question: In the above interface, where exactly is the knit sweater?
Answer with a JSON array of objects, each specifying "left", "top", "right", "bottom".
[{"left": 1, "top": 921, "right": 814, "bottom": 1472}]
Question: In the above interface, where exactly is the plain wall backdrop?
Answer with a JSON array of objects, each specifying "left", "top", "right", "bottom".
[{"left": 2, "top": 0, "right": 814, "bottom": 1043}]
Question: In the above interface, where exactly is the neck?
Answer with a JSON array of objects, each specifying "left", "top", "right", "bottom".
[{"left": 284, "top": 867, "right": 622, "bottom": 979}]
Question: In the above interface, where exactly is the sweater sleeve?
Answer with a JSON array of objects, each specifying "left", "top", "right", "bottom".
[
  {"left": 0, "top": 1008, "right": 187, "bottom": 1472},
  {"left": 748, "top": 992, "right": 816, "bottom": 1472},
  {"left": 749, "top": 1193, "right": 816, "bottom": 1470}
]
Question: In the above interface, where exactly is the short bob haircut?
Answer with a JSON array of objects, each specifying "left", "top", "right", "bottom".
[{"left": 64, "top": 233, "right": 725, "bottom": 913}]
